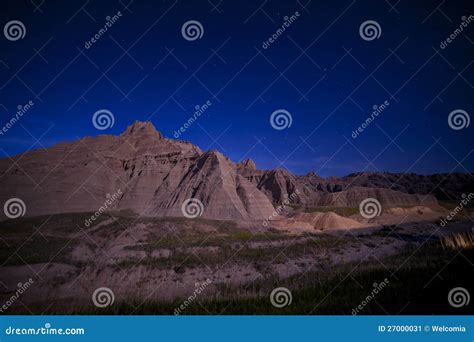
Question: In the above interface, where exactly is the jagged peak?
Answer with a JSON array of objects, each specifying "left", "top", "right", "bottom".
[
  {"left": 121, "top": 120, "right": 162, "bottom": 138},
  {"left": 206, "top": 149, "right": 223, "bottom": 156},
  {"left": 305, "top": 171, "right": 317, "bottom": 177},
  {"left": 202, "top": 149, "right": 231, "bottom": 162},
  {"left": 237, "top": 158, "right": 257, "bottom": 170},
  {"left": 272, "top": 167, "right": 292, "bottom": 176}
]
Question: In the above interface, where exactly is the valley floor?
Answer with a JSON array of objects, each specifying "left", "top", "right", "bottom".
[{"left": 0, "top": 209, "right": 472, "bottom": 315}]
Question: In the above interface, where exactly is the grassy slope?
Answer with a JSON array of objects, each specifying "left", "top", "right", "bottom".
[
  {"left": 2, "top": 213, "right": 472, "bottom": 315},
  {"left": 73, "top": 242, "right": 473, "bottom": 315}
]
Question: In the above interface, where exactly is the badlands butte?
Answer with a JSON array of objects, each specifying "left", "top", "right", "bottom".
[
  {"left": 0, "top": 121, "right": 473, "bottom": 314},
  {"left": 0, "top": 120, "right": 472, "bottom": 221}
]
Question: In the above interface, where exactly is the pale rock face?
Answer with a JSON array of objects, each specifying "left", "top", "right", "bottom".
[
  {"left": 270, "top": 211, "right": 364, "bottom": 231},
  {"left": 292, "top": 212, "right": 364, "bottom": 230},
  {"left": 237, "top": 158, "right": 257, "bottom": 171},
  {"left": 0, "top": 120, "right": 446, "bottom": 221},
  {"left": 238, "top": 167, "right": 311, "bottom": 205},
  {"left": 0, "top": 121, "right": 275, "bottom": 221},
  {"left": 239, "top": 168, "right": 440, "bottom": 208},
  {"left": 306, "top": 187, "right": 438, "bottom": 208},
  {"left": 151, "top": 151, "right": 275, "bottom": 220}
]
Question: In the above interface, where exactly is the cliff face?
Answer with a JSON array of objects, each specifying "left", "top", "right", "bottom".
[
  {"left": 1, "top": 120, "right": 463, "bottom": 221},
  {"left": 236, "top": 164, "right": 441, "bottom": 209},
  {"left": 0, "top": 121, "right": 275, "bottom": 220}
]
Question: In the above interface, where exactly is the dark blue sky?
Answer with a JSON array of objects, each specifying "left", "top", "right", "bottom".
[{"left": 0, "top": 0, "right": 473, "bottom": 176}]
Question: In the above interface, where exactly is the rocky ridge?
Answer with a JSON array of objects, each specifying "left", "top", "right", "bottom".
[{"left": 1, "top": 121, "right": 469, "bottom": 221}]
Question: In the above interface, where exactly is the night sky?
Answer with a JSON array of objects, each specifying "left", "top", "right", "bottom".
[{"left": 0, "top": 0, "right": 473, "bottom": 176}]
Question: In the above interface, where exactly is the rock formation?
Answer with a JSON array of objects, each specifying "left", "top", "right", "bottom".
[
  {"left": 1, "top": 120, "right": 468, "bottom": 221},
  {"left": 0, "top": 121, "right": 275, "bottom": 220}
]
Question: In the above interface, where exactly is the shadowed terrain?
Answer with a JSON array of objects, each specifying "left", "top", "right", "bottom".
[{"left": 0, "top": 122, "right": 472, "bottom": 314}]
